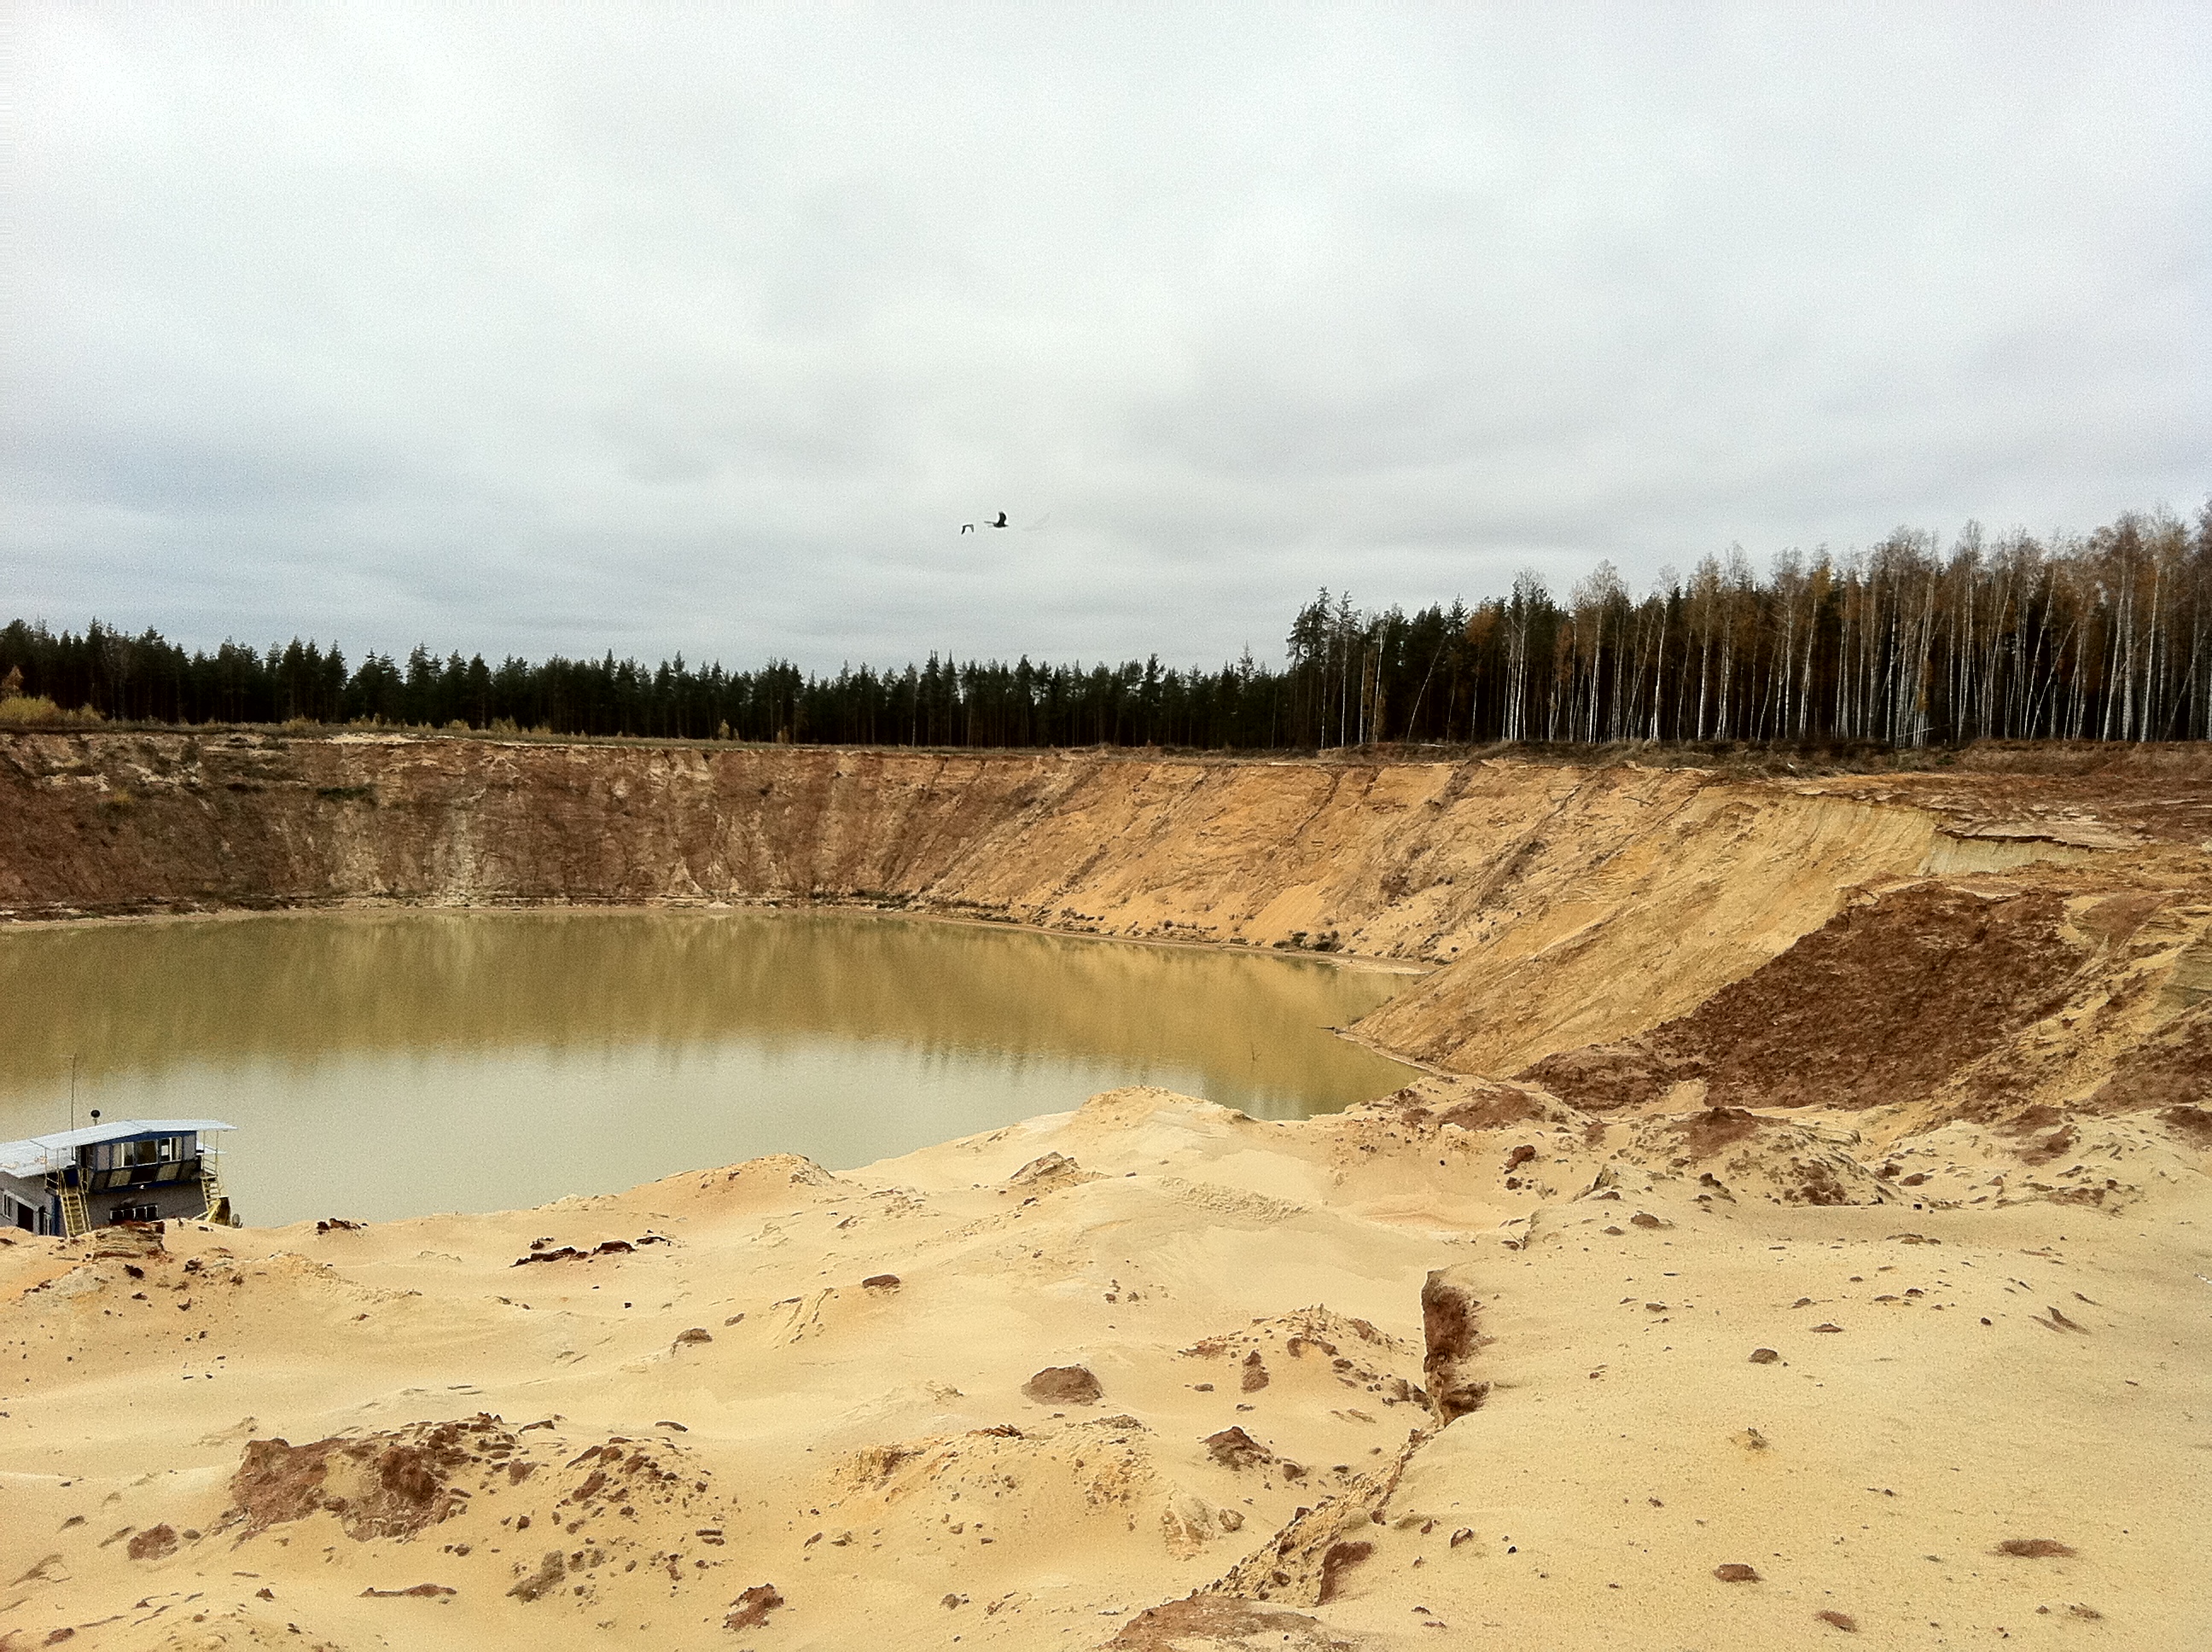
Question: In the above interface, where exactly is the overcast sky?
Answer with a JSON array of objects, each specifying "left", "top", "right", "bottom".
[{"left": 6, "top": 3, "right": 2207, "bottom": 673}]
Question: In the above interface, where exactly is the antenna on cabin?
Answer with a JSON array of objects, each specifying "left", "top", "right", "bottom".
[{"left": 70, "top": 1054, "right": 79, "bottom": 1133}]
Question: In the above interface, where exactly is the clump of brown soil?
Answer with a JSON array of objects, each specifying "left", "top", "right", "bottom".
[
  {"left": 1791, "top": 744, "right": 2212, "bottom": 845},
  {"left": 1514, "top": 1044, "right": 1672, "bottom": 1110},
  {"left": 1316, "top": 1539, "right": 1374, "bottom": 1603},
  {"left": 1023, "top": 1364, "right": 1103, "bottom": 1405},
  {"left": 1202, "top": 1427, "right": 1272, "bottom": 1470},
  {"left": 1353, "top": 1078, "right": 1575, "bottom": 1142},
  {"left": 1008, "top": 1150, "right": 1098, "bottom": 1189},
  {"left": 125, "top": 1524, "right": 178, "bottom": 1561},
  {"left": 2012, "top": 1124, "right": 2079, "bottom": 1166},
  {"left": 92, "top": 1224, "right": 166, "bottom": 1261},
  {"left": 1996, "top": 1538, "right": 2077, "bottom": 1558},
  {"left": 724, "top": 1584, "right": 783, "bottom": 1630},
  {"left": 228, "top": 1415, "right": 522, "bottom": 1541}
]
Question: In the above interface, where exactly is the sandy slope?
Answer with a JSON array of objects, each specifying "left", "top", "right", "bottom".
[{"left": 3, "top": 1082, "right": 2206, "bottom": 1650}]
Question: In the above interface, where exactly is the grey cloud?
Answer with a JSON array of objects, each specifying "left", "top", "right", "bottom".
[{"left": 4, "top": 3, "right": 2206, "bottom": 672}]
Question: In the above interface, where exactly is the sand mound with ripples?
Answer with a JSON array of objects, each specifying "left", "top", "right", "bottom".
[{"left": 3, "top": 1078, "right": 2206, "bottom": 1649}]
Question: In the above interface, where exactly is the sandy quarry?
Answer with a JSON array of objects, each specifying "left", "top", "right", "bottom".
[{"left": 3, "top": 737, "right": 2209, "bottom": 1649}]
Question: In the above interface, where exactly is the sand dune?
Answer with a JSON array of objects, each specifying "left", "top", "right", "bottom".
[{"left": 3, "top": 1080, "right": 2205, "bottom": 1649}]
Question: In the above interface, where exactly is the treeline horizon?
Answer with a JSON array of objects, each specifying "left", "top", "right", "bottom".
[{"left": 6, "top": 502, "right": 2209, "bottom": 750}]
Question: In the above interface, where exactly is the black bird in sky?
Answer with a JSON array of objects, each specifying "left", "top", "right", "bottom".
[{"left": 959, "top": 511, "right": 1011, "bottom": 534}]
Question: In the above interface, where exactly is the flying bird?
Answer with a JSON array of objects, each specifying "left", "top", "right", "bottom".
[{"left": 960, "top": 511, "right": 1011, "bottom": 534}]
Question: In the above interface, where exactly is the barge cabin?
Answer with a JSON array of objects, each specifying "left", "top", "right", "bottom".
[{"left": 0, "top": 1118, "right": 236, "bottom": 1236}]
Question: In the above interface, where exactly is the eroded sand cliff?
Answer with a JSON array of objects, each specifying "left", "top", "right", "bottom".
[
  {"left": 8, "top": 732, "right": 2210, "bottom": 1090},
  {"left": 2, "top": 735, "right": 2208, "bottom": 1649}
]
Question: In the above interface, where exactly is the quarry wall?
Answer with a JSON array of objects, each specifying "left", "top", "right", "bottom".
[{"left": 3, "top": 730, "right": 2207, "bottom": 1112}]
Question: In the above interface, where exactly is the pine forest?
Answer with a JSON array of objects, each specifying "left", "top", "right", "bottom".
[{"left": 7, "top": 505, "right": 2209, "bottom": 752}]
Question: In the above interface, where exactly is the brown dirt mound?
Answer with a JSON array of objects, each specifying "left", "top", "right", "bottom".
[
  {"left": 1808, "top": 746, "right": 2212, "bottom": 844},
  {"left": 91, "top": 1224, "right": 166, "bottom": 1260},
  {"left": 1008, "top": 1150, "right": 1098, "bottom": 1189},
  {"left": 1668, "top": 1106, "right": 1766, "bottom": 1155},
  {"left": 1023, "top": 1364, "right": 1103, "bottom": 1405},
  {"left": 507, "top": 1549, "right": 566, "bottom": 1602},
  {"left": 1202, "top": 1427, "right": 1273, "bottom": 1470},
  {"left": 1425, "top": 1081, "right": 1558, "bottom": 1131},
  {"left": 1523, "top": 882, "right": 2096, "bottom": 1112}
]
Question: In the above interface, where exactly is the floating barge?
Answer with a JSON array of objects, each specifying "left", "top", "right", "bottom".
[{"left": 0, "top": 1118, "right": 237, "bottom": 1236}]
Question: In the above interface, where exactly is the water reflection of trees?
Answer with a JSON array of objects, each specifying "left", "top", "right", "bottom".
[{"left": 0, "top": 910, "right": 1411, "bottom": 1114}]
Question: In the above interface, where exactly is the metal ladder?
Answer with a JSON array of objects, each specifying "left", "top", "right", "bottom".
[
  {"left": 57, "top": 1174, "right": 90, "bottom": 1239},
  {"left": 198, "top": 1156, "right": 234, "bottom": 1226}
]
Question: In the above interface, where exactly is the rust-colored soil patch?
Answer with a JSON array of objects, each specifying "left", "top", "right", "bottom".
[{"left": 1525, "top": 882, "right": 2098, "bottom": 1112}]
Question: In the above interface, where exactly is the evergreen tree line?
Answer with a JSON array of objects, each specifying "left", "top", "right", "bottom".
[{"left": 5, "top": 503, "right": 2207, "bottom": 749}]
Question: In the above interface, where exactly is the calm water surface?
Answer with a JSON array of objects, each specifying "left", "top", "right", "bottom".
[{"left": 0, "top": 910, "right": 1417, "bottom": 1224}]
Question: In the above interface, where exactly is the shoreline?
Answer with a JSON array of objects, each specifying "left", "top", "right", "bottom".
[
  {"left": 0, "top": 893, "right": 1433, "bottom": 969},
  {"left": 0, "top": 890, "right": 1439, "bottom": 975}
]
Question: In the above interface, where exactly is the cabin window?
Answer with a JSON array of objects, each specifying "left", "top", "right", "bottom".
[
  {"left": 157, "top": 1137, "right": 180, "bottom": 1162},
  {"left": 125, "top": 1138, "right": 160, "bottom": 1166}
]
